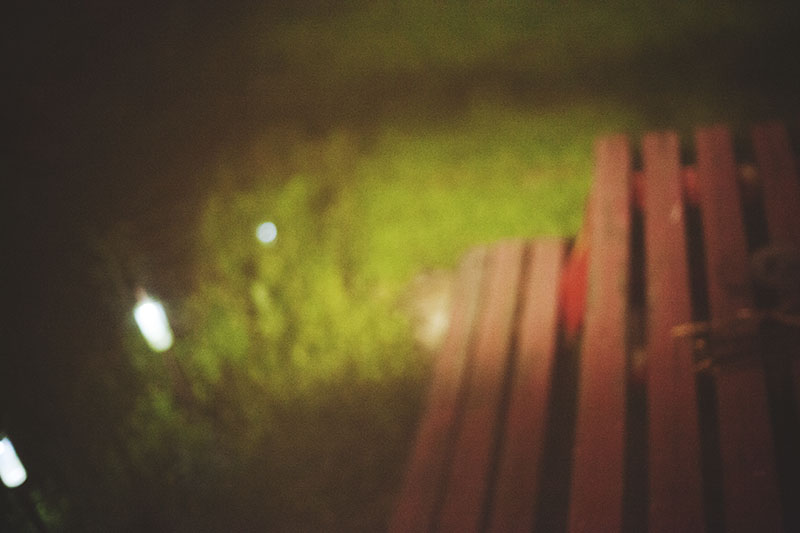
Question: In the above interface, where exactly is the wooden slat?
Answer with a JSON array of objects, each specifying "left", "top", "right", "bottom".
[
  {"left": 752, "top": 121, "right": 800, "bottom": 532},
  {"left": 436, "top": 241, "right": 525, "bottom": 532},
  {"left": 752, "top": 121, "right": 800, "bottom": 415},
  {"left": 488, "top": 238, "right": 565, "bottom": 533},
  {"left": 388, "top": 247, "right": 487, "bottom": 533},
  {"left": 695, "top": 125, "right": 782, "bottom": 532},
  {"left": 568, "top": 135, "right": 631, "bottom": 532},
  {"left": 642, "top": 132, "right": 705, "bottom": 531}
]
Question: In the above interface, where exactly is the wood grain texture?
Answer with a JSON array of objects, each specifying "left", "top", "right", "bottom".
[
  {"left": 436, "top": 241, "right": 525, "bottom": 532},
  {"left": 695, "top": 125, "right": 782, "bottom": 533},
  {"left": 488, "top": 239, "right": 564, "bottom": 533},
  {"left": 642, "top": 131, "right": 705, "bottom": 532},
  {"left": 568, "top": 135, "right": 631, "bottom": 533}
]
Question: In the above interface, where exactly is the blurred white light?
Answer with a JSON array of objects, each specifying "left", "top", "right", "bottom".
[
  {"left": 134, "top": 295, "right": 174, "bottom": 352},
  {"left": 256, "top": 221, "right": 278, "bottom": 244},
  {"left": 0, "top": 436, "right": 27, "bottom": 488}
]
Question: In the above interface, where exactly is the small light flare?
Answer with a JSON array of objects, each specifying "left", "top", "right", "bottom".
[
  {"left": 0, "top": 436, "right": 27, "bottom": 488},
  {"left": 256, "top": 221, "right": 278, "bottom": 244},
  {"left": 133, "top": 290, "right": 174, "bottom": 352}
]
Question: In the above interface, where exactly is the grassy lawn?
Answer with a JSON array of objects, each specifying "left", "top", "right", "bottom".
[{"left": 9, "top": 1, "right": 800, "bottom": 531}]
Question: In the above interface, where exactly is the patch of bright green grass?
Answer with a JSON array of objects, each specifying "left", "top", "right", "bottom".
[{"left": 349, "top": 101, "right": 629, "bottom": 281}]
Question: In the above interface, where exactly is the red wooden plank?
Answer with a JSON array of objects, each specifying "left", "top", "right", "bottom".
[
  {"left": 695, "top": 125, "right": 782, "bottom": 532},
  {"left": 436, "top": 241, "right": 525, "bottom": 532},
  {"left": 388, "top": 247, "right": 487, "bottom": 533},
  {"left": 488, "top": 238, "right": 565, "bottom": 533},
  {"left": 568, "top": 135, "right": 631, "bottom": 532},
  {"left": 752, "top": 121, "right": 800, "bottom": 415},
  {"left": 642, "top": 132, "right": 705, "bottom": 532}
]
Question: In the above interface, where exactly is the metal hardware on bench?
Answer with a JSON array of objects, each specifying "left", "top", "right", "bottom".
[{"left": 672, "top": 308, "right": 800, "bottom": 372}]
